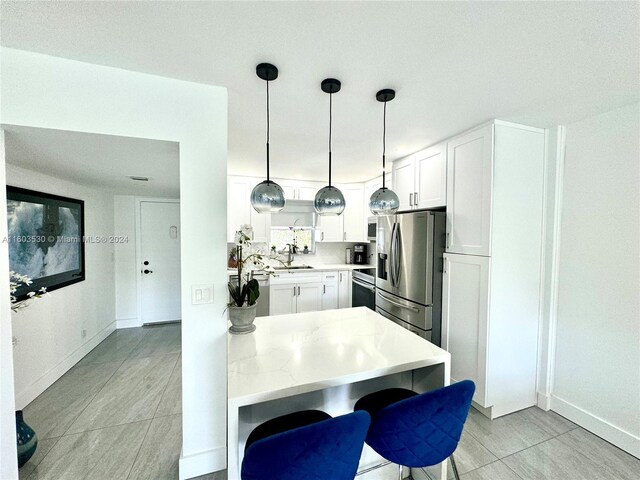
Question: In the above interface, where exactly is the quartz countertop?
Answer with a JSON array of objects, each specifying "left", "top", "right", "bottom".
[
  {"left": 226, "top": 263, "right": 372, "bottom": 275},
  {"left": 227, "top": 307, "right": 449, "bottom": 406}
]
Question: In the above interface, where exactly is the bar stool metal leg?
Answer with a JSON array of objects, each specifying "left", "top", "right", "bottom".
[
  {"left": 450, "top": 454, "right": 461, "bottom": 480},
  {"left": 398, "top": 463, "right": 403, "bottom": 480}
]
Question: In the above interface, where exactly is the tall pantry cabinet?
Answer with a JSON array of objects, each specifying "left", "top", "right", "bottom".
[{"left": 442, "top": 121, "right": 545, "bottom": 419}]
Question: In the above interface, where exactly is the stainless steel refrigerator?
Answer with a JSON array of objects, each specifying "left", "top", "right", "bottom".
[{"left": 375, "top": 211, "right": 446, "bottom": 345}]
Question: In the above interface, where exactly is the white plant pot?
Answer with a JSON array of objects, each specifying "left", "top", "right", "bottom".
[{"left": 228, "top": 303, "right": 257, "bottom": 335}]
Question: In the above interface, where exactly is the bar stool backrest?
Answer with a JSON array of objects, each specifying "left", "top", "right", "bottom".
[
  {"left": 366, "top": 380, "right": 476, "bottom": 468},
  {"left": 241, "top": 410, "right": 371, "bottom": 480}
]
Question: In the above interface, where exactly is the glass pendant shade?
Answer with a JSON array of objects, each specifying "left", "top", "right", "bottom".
[
  {"left": 369, "top": 187, "right": 400, "bottom": 216},
  {"left": 251, "top": 180, "right": 285, "bottom": 213},
  {"left": 314, "top": 185, "right": 345, "bottom": 216}
]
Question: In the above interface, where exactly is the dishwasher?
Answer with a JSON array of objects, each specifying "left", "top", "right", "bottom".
[{"left": 229, "top": 273, "right": 270, "bottom": 317}]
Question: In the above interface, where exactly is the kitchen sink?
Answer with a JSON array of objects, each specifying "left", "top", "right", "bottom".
[{"left": 273, "top": 265, "right": 314, "bottom": 270}]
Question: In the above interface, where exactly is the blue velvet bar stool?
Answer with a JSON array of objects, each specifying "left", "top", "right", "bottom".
[
  {"left": 354, "top": 380, "right": 475, "bottom": 480},
  {"left": 241, "top": 410, "right": 371, "bottom": 480}
]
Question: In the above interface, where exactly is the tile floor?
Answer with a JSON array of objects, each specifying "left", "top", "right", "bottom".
[{"left": 18, "top": 324, "right": 639, "bottom": 480}]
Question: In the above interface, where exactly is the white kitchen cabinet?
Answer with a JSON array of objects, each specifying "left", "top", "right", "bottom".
[
  {"left": 227, "top": 176, "right": 271, "bottom": 243},
  {"left": 391, "top": 144, "right": 447, "bottom": 212},
  {"left": 392, "top": 155, "right": 415, "bottom": 211},
  {"left": 321, "top": 272, "right": 339, "bottom": 310},
  {"left": 446, "top": 125, "right": 493, "bottom": 256},
  {"left": 442, "top": 254, "right": 490, "bottom": 407},
  {"left": 441, "top": 120, "right": 545, "bottom": 419},
  {"left": 415, "top": 143, "right": 447, "bottom": 209},
  {"left": 316, "top": 214, "right": 343, "bottom": 242},
  {"left": 338, "top": 270, "right": 351, "bottom": 308},
  {"left": 296, "top": 283, "right": 323, "bottom": 313},
  {"left": 342, "top": 184, "right": 365, "bottom": 242},
  {"left": 276, "top": 179, "right": 322, "bottom": 201},
  {"left": 269, "top": 283, "right": 297, "bottom": 316}
]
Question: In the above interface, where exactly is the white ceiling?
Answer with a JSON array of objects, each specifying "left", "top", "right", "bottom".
[
  {"left": 3, "top": 125, "right": 180, "bottom": 197},
  {"left": 1, "top": 1, "right": 638, "bottom": 183}
]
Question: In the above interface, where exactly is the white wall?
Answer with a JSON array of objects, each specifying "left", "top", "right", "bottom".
[
  {"left": 550, "top": 102, "right": 640, "bottom": 456},
  {"left": 0, "top": 130, "right": 19, "bottom": 479},
  {"left": 7, "top": 164, "right": 116, "bottom": 409},
  {"left": 114, "top": 195, "right": 139, "bottom": 327},
  {"left": 1, "top": 48, "right": 228, "bottom": 479}
]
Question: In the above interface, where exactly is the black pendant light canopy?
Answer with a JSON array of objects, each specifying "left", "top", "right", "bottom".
[
  {"left": 314, "top": 78, "right": 345, "bottom": 216},
  {"left": 251, "top": 63, "right": 286, "bottom": 213},
  {"left": 369, "top": 88, "right": 400, "bottom": 216}
]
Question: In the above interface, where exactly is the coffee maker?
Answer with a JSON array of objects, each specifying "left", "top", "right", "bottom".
[{"left": 353, "top": 244, "right": 368, "bottom": 265}]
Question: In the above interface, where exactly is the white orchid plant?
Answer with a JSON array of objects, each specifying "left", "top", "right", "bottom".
[
  {"left": 10, "top": 272, "right": 47, "bottom": 313},
  {"left": 228, "top": 225, "right": 284, "bottom": 308}
]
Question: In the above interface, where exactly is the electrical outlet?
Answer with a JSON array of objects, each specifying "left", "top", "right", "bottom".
[
  {"left": 81, "top": 329, "right": 87, "bottom": 339},
  {"left": 12, "top": 336, "right": 18, "bottom": 347}
]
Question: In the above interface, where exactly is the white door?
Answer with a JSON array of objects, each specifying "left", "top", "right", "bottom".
[
  {"left": 392, "top": 155, "right": 415, "bottom": 211},
  {"left": 296, "top": 282, "right": 323, "bottom": 313},
  {"left": 442, "top": 253, "right": 490, "bottom": 406},
  {"left": 140, "top": 201, "right": 181, "bottom": 324},
  {"left": 338, "top": 271, "right": 351, "bottom": 308},
  {"left": 415, "top": 143, "right": 447, "bottom": 209},
  {"left": 342, "top": 184, "right": 365, "bottom": 242},
  {"left": 446, "top": 125, "right": 493, "bottom": 256},
  {"left": 321, "top": 273, "right": 339, "bottom": 310},
  {"left": 269, "top": 283, "right": 297, "bottom": 315}
]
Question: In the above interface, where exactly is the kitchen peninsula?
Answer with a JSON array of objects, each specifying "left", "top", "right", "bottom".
[{"left": 227, "top": 307, "right": 451, "bottom": 479}]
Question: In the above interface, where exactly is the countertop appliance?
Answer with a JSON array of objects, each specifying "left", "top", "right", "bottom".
[
  {"left": 352, "top": 267, "right": 375, "bottom": 310},
  {"left": 367, "top": 217, "right": 377, "bottom": 242},
  {"left": 375, "top": 211, "right": 446, "bottom": 344},
  {"left": 353, "top": 244, "right": 368, "bottom": 265},
  {"left": 229, "top": 273, "right": 270, "bottom": 317}
]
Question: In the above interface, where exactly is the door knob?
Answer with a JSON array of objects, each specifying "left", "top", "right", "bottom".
[{"left": 143, "top": 269, "right": 153, "bottom": 274}]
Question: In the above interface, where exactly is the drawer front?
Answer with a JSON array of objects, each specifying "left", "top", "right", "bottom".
[{"left": 375, "top": 290, "right": 432, "bottom": 331}]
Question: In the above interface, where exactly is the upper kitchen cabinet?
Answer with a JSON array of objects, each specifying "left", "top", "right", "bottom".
[
  {"left": 415, "top": 143, "right": 447, "bottom": 209},
  {"left": 316, "top": 214, "right": 343, "bottom": 242},
  {"left": 227, "top": 176, "right": 270, "bottom": 243},
  {"left": 446, "top": 125, "right": 493, "bottom": 256},
  {"left": 392, "top": 155, "right": 415, "bottom": 211},
  {"left": 392, "top": 143, "right": 447, "bottom": 212},
  {"left": 342, "top": 184, "right": 365, "bottom": 242},
  {"left": 277, "top": 179, "right": 322, "bottom": 200}
]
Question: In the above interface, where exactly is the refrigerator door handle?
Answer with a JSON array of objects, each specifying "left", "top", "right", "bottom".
[
  {"left": 389, "top": 223, "right": 398, "bottom": 287},
  {"left": 376, "top": 291, "right": 420, "bottom": 313},
  {"left": 391, "top": 222, "right": 401, "bottom": 288}
]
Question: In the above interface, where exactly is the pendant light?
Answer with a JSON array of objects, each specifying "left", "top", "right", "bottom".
[
  {"left": 369, "top": 89, "right": 400, "bottom": 216},
  {"left": 251, "top": 63, "right": 285, "bottom": 213},
  {"left": 314, "top": 78, "right": 345, "bottom": 216}
]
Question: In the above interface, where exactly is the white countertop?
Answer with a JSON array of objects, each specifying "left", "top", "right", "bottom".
[
  {"left": 227, "top": 307, "right": 450, "bottom": 407},
  {"left": 226, "top": 263, "right": 372, "bottom": 275}
]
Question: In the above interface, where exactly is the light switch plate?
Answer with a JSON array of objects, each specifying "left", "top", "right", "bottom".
[{"left": 191, "top": 284, "right": 214, "bottom": 305}]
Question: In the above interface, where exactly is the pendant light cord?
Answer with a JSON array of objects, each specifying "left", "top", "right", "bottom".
[
  {"left": 266, "top": 79, "right": 270, "bottom": 181},
  {"left": 329, "top": 92, "right": 333, "bottom": 187},
  {"left": 382, "top": 100, "right": 387, "bottom": 189}
]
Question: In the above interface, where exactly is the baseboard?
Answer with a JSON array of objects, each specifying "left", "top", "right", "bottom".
[
  {"left": 550, "top": 394, "right": 640, "bottom": 458},
  {"left": 15, "top": 321, "right": 116, "bottom": 409},
  {"left": 116, "top": 317, "right": 141, "bottom": 329},
  {"left": 179, "top": 445, "right": 226, "bottom": 480},
  {"left": 537, "top": 392, "right": 551, "bottom": 411}
]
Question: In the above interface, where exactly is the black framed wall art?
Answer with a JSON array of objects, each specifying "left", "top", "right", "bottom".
[{"left": 6, "top": 186, "right": 85, "bottom": 299}]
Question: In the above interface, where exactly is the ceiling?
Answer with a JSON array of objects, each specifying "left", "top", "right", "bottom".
[
  {"left": 3, "top": 125, "right": 180, "bottom": 197},
  {"left": 1, "top": 1, "right": 638, "bottom": 183}
]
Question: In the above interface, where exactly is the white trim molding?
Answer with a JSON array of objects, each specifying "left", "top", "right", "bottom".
[
  {"left": 14, "top": 320, "right": 116, "bottom": 409},
  {"left": 179, "top": 445, "right": 226, "bottom": 480},
  {"left": 551, "top": 394, "right": 640, "bottom": 458}
]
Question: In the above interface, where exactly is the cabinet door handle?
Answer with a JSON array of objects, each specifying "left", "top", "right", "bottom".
[
  {"left": 339, "top": 273, "right": 343, "bottom": 282},
  {"left": 321, "top": 232, "right": 324, "bottom": 241},
  {"left": 343, "top": 231, "right": 346, "bottom": 241},
  {"left": 446, "top": 232, "right": 450, "bottom": 249},
  {"left": 297, "top": 286, "right": 300, "bottom": 296},
  {"left": 323, "top": 285, "right": 326, "bottom": 294},
  {"left": 293, "top": 286, "right": 296, "bottom": 297},
  {"left": 409, "top": 193, "right": 413, "bottom": 207},
  {"left": 414, "top": 191, "right": 419, "bottom": 205}
]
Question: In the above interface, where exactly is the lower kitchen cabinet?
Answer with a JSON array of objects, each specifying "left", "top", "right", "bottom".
[
  {"left": 321, "top": 272, "right": 339, "bottom": 310},
  {"left": 269, "top": 270, "right": 352, "bottom": 315}
]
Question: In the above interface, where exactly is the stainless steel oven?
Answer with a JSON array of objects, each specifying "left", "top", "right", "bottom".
[{"left": 352, "top": 267, "right": 375, "bottom": 310}]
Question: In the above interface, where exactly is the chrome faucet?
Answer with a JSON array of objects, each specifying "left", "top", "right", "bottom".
[{"left": 280, "top": 243, "right": 294, "bottom": 266}]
